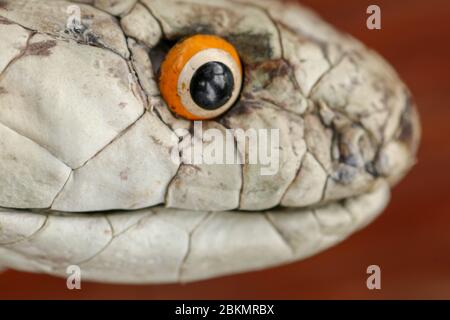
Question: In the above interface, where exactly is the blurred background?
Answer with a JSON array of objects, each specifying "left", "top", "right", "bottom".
[{"left": 1, "top": 0, "right": 449, "bottom": 299}]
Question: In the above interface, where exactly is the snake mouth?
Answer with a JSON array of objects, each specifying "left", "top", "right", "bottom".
[{"left": 0, "top": 181, "right": 389, "bottom": 284}]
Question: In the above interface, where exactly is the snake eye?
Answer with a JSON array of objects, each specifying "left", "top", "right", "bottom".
[{"left": 159, "top": 35, "right": 243, "bottom": 120}]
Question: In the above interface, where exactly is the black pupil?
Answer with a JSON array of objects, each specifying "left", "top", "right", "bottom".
[{"left": 190, "top": 61, "right": 234, "bottom": 110}]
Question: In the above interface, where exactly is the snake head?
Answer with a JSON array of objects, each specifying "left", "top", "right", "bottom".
[{"left": 0, "top": 0, "right": 420, "bottom": 283}]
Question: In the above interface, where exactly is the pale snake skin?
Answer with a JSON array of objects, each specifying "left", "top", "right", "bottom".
[{"left": 0, "top": 0, "right": 420, "bottom": 283}]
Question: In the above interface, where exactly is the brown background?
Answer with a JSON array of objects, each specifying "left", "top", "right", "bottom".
[{"left": 1, "top": 0, "right": 449, "bottom": 299}]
